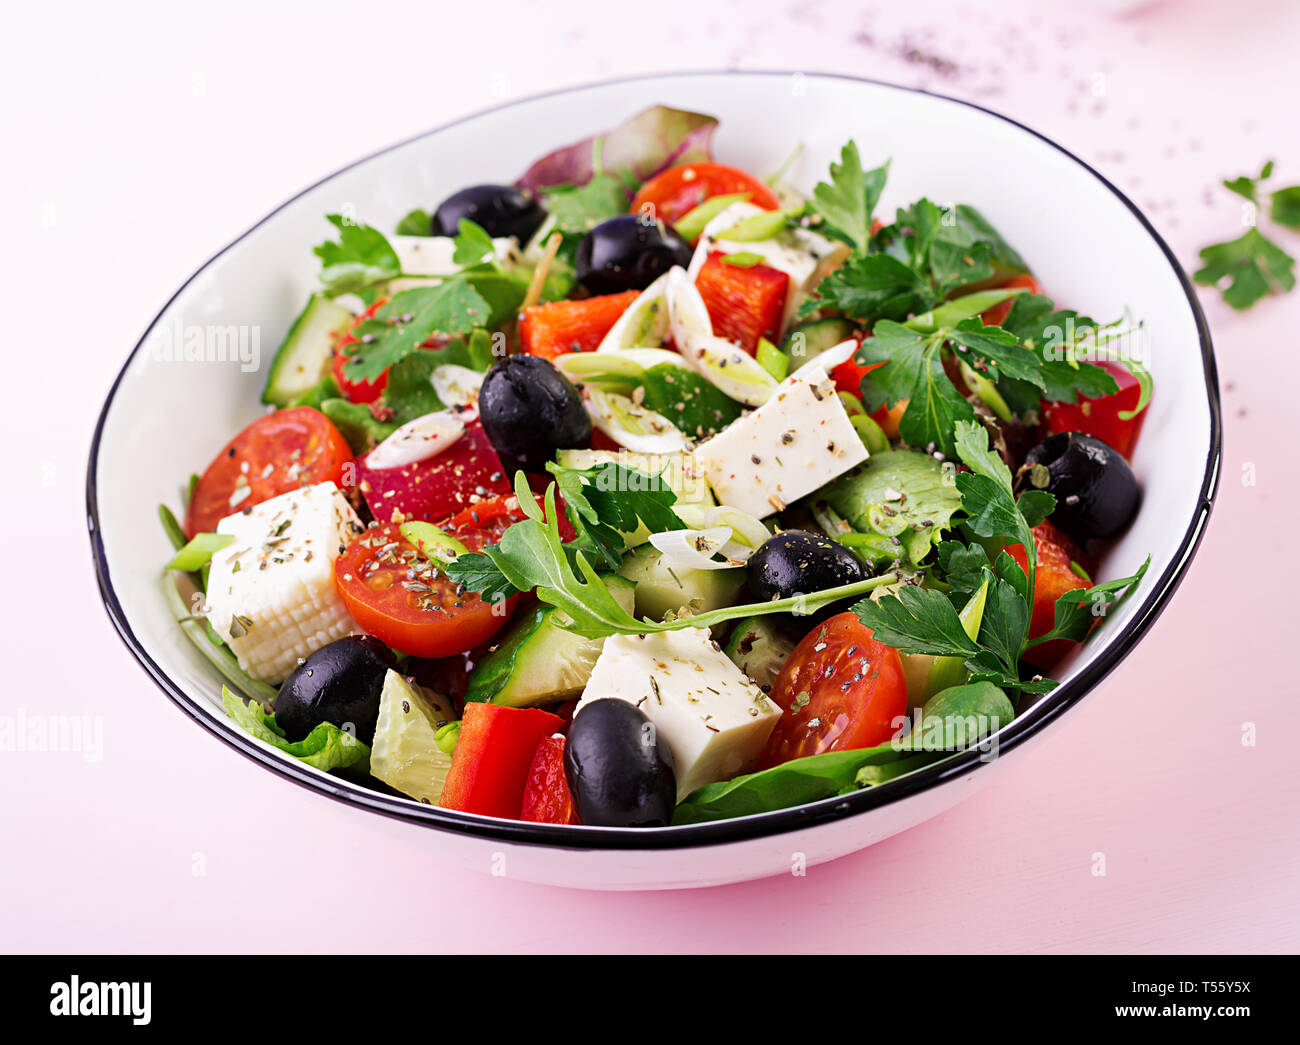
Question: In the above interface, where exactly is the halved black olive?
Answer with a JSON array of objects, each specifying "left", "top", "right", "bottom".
[
  {"left": 477, "top": 355, "right": 591, "bottom": 473},
  {"left": 575, "top": 215, "right": 692, "bottom": 294},
  {"left": 275, "top": 635, "right": 396, "bottom": 744},
  {"left": 748, "top": 530, "right": 867, "bottom": 623},
  {"left": 431, "top": 184, "right": 545, "bottom": 242},
  {"left": 1020, "top": 431, "right": 1140, "bottom": 543},
  {"left": 564, "top": 700, "right": 676, "bottom": 827}
]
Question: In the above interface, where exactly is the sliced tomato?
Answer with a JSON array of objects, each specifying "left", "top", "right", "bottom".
[
  {"left": 332, "top": 297, "right": 389, "bottom": 403},
  {"left": 185, "top": 407, "right": 352, "bottom": 537},
  {"left": 519, "top": 291, "right": 639, "bottom": 360},
  {"left": 1006, "top": 520, "right": 1095, "bottom": 670},
  {"left": 1041, "top": 359, "right": 1148, "bottom": 460},
  {"left": 334, "top": 522, "right": 514, "bottom": 659},
  {"left": 442, "top": 490, "right": 576, "bottom": 544},
  {"left": 519, "top": 734, "right": 580, "bottom": 825},
  {"left": 439, "top": 703, "right": 567, "bottom": 819},
  {"left": 981, "top": 274, "right": 1042, "bottom": 328},
  {"left": 695, "top": 252, "right": 789, "bottom": 356},
  {"left": 630, "top": 162, "right": 781, "bottom": 228},
  {"left": 353, "top": 420, "right": 511, "bottom": 526},
  {"left": 760, "top": 612, "right": 908, "bottom": 768}
]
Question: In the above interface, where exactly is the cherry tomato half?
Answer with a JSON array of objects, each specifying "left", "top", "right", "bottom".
[
  {"left": 760, "top": 612, "right": 908, "bottom": 768},
  {"left": 334, "top": 522, "right": 515, "bottom": 659},
  {"left": 331, "top": 298, "right": 389, "bottom": 404},
  {"left": 186, "top": 407, "right": 353, "bottom": 537},
  {"left": 1006, "top": 521, "right": 1096, "bottom": 671},
  {"left": 630, "top": 163, "right": 781, "bottom": 227}
]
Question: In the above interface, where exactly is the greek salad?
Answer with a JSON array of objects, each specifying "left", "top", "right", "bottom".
[{"left": 160, "top": 106, "right": 1152, "bottom": 828}]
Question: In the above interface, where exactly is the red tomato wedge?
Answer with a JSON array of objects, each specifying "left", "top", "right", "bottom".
[
  {"left": 440, "top": 703, "right": 567, "bottom": 819},
  {"left": 519, "top": 291, "right": 639, "bottom": 360},
  {"left": 185, "top": 407, "right": 353, "bottom": 537},
  {"left": 760, "top": 613, "right": 908, "bottom": 768},
  {"left": 353, "top": 420, "right": 511, "bottom": 526},
  {"left": 1041, "top": 359, "right": 1148, "bottom": 460},
  {"left": 695, "top": 252, "right": 789, "bottom": 356},
  {"left": 630, "top": 162, "right": 781, "bottom": 228},
  {"left": 1006, "top": 521, "right": 1096, "bottom": 670},
  {"left": 981, "top": 274, "right": 1042, "bottom": 328},
  {"left": 334, "top": 522, "right": 514, "bottom": 659},
  {"left": 519, "top": 734, "right": 580, "bottom": 825},
  {"left": 332, "top": 298, "right": 389, "bottom": 404}
]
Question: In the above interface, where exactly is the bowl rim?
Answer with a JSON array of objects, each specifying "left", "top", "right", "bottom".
[{"left": 86, "top": 69, "right": 1222, "bottom": 853}]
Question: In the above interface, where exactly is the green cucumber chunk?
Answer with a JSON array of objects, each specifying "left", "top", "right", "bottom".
[
  {"left": 723, "top": 616, "right": 796, "bottom": 691},
  {"left": 262, "top": 294, "right": 354, "bottom": 407},
  {"left": 617, "top": 544, "right": 744, "bottom": 622},
  {"left": 781, "top": 316, "right": 855, "bottom": 369}
]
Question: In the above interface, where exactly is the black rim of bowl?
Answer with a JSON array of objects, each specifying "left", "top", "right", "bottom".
[{"left": 86, "top": 70, "right": 1222, "bottom": 853}]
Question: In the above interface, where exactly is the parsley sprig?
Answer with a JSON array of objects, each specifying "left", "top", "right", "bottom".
[
  {"left": 853, "top": 421, "right": 1147, "bottom": 695},
  {"left": 1195, "top": 160, "right": 1300, "bottom": 310}
]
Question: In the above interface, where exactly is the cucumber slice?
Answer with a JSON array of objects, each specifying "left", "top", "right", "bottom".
[
  {"left": 781, "top": 317, "right": 855, "bottom": 369},
  {"left": 370, "top": 670, "right": 458, "bottom": 804},
  {"left": 466, "top": 575, "right": 637, "bottom": 707},
  {"left": 617, "top": 544, "right": 744, "bottom": 622},
  {"left": 723, "top": 616, "right": 796, "bottom": 691},
  {"left": 262, "top": 295, "right": 354, "bottom": 407}
]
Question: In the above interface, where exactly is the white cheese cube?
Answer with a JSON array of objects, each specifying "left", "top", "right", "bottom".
[
  {"left": 205, "top": 482, "right": 364, "bottom": 684},
  {"left": 577, "top": 627, "right": 782, "bottom": 801},
  {"left": 695, "top": 364, "right": 868, "bottom": 518}
]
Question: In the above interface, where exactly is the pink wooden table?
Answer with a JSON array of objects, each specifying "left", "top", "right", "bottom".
[{"left": 4, "top": 0, "right": 1296, "bottom": 952}]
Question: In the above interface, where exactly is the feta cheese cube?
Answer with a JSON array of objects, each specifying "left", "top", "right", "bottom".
[
  {"left": 577, "top": 627, "right": 782, "bottom": 801},
  {"left": 694, "top": 364, "right": 868, "bottom": 518},
  {"left": 205, "top": 482, "right": 364, "bottom": 684}
]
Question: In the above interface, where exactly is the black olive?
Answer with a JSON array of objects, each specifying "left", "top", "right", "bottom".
[
  {"left": 275, "top": 636, "right": 395, "bottom": 745},
  {"left": 564, "top": 700, "right": 676, "bottom": 827},
  {"left": 575, "top": 215, "right": 692, "bottom": 294},
  {"left": 478, "top": 355, "right": 591, "bottom": 473},
  {"left": 1020, "top": 431, "right": 1140, "bottom": 542},
  {"left": 748, "top": 530, "right": 867, "bottom": 622},
  {"left": 431, "top": 184, "right": 545, "bottom": 242}
]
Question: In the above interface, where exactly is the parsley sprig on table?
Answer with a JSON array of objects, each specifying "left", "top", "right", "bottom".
[
  {"left": 853, "top": 421, "right": 1148, "bottom": 696},
  {"left": 1194, "top": 161, "right": 1300, "bottom": 310}
]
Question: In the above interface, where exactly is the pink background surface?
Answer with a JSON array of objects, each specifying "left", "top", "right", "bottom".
[{"left": 4, "top": 0, "right": 1297, "bottom": 952}]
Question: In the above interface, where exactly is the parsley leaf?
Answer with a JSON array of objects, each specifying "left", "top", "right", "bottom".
[
  {"left": 451, "top": 218, "right": 496, "bottom": 267},
  {"left": 1193, "top": 227, "right": 1296, "bottom": 310},
  {"left": 809, "top": 142, "right": 889, "bottom": 254},
  {"left": 851, "top": 585, "right": 982, "bottom": 659},
  {"left": 313, "top": 215, "right": 402, "bottom": 298},
  {"left": 342, "top": 281, "right": 492, "bottom": 383},
  {"left": 1271, "top": 186, "right": 1300, "bottom": 230},
  {"left": 1026, "top": 556, "right": 1150, "bottom": 648},
  {"left": 810, "top": 254, "right": 929, "bottom": 324},
  {"left": 546, "top": 461, "right": 684, "bottom": 571}
]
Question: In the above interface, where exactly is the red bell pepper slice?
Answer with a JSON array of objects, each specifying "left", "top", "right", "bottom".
[
  {"left": 695, "top": 251, "right": 789, "bottom": 356},
  {"left": 519, "top": 290, "right": 639, "bottom": 360},
  {"left": 519, "top": 734, "right": 580, "bottom": 825},
  {"left": 439, "top": 703, "right": 567, "bottom": 819}
]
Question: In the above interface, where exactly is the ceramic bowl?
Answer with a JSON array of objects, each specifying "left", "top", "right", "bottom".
[{"left": 87, "top": 71, "right": 1220, "bottom": 890}]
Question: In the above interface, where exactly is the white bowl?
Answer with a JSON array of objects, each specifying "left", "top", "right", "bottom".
[{"left": 87, "top": 72, "right": 1220, "bottom": 890}]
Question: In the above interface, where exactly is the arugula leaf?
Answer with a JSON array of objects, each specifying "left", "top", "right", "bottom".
[
  {"left": 1193, "top": 227, "right": 1296, "bottom": 310},
  {"left": 314, "top": 215, "right": 403, "bottom": 298},
  {"left": 809, "top": 142, "right": 889, "bottom": 254},
  {"left": 396, "top": 209, "right": 433, "bottom": 236},
  {"left": 342, "top": 281, "right": 492, "bottom": 383}
]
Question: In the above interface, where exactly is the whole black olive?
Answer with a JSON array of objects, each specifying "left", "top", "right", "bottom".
[
  {"left": 748, "top": 530, "right": 867, "bottom": 622},
  {"left": 431, "top": 184, "right": 545, "bottom": 242},
  {"left": 275, "top": 636, "right": 395, "bottom": 744},
  {"left": 1020, "top": 431, "right": 1140, "bottom": 543},
  {"left": 575, "top": 215, "right": 692, "bottom": 294},
  {"left": 564, "top": 699, "right": 676, "bottom": 827},
  {"left": 478, "top": 355, "right": 591, "bottom": 473}
]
